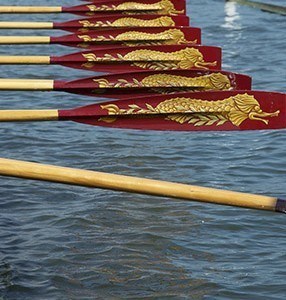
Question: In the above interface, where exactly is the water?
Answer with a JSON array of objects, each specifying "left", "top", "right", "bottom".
[{"left": 0, "top": 0, "right": 285, "bottom": 299}]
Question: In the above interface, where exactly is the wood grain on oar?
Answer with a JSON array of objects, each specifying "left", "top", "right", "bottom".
[
  {"left": 226, "top": 0, "right": 286, "bottom": 16},
  {"left": 0, "top": 91, "right": 284, "bottom": 131},
  {"left": 0, "top": 15, "right": 190, "bottom": 32},
  {"left": 0, "top": 27, "right": 201, "bottom": 50},
  {"left": 0, "top": 70, "right": 251, "bottom": 99},
  {"left": 0, "top": 0, "right": 186, "bottom": 16},
  {"left": 0, "top": 45, "right": 222, "bottom": 73},
  {"left": 0, "top": 157, "right": 285, "bottom": 213}
]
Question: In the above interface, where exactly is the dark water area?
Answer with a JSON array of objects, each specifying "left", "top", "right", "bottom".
[{"left": 0, "top": 0, "right": 285, "bottom": 299}]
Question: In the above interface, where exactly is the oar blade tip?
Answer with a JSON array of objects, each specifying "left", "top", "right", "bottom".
[{"left": 275, "top": 199, "right": 286, "bottom": 213}]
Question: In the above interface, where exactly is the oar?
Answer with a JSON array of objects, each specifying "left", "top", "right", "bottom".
[
  {"left": 0, "top": 27, "right": 201, "bottom": 50},
  {"left": 0, "top": 15, "right": 190, "bottom": 33},
  {"left": 0, "top": 70, "right": 251, "bottom": 99},
  {"left": 0, "top": 157, "right": 285, "bottom": 213},
  {"left": 226, "top": 0, "right": 286, "bottom": 16},
  {"left": 0, "top": 0, "right": 185, "bottom": 16},
  {"left": 0, "top": 90, "right": 284, "bottom": 131},
  {"left": 0, "top": 45, "right": 221, "bottom": 73}
]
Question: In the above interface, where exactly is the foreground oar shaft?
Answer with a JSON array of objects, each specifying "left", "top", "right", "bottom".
[
  {"left": 0, "top": 158, "right": 284, "bottom": 213},
  {"left": 226, "top": 0, "right": 286, "bottom": 15}
]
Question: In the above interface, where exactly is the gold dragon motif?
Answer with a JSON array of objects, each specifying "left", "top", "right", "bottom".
[
  {"left": 82, "top": 48, "right": 217, "bottom": 71},
  {"left": 77, "top": 29, "right": 196, "bottom": 48},
  {"left": 78, "top": 16, "right": 176, "bottom": 32},
  {"left": 93, "top": 73, "right": 231, "bottom": 91},
  {"left": 86, "top": 0, "right": 184, "bottom": 15},
  {"left": 98, "top": 93, "right": 280, "bottom": 126}
]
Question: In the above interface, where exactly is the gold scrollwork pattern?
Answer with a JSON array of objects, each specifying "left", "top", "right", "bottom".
[
  {"left": 77, "top": 29, "right": 196, "bottom": 48},
  {"left": 93, "top": 73, "right": 231, "bottom": 91},
  {"left": 81, "top": 48, "right": 217, "bottom": 70},
  {"left": 99, "top": 94, "right": 280, "bottom": 126},
  {"left": 86, "top": 0, "right": 184, "bottom": 15}
]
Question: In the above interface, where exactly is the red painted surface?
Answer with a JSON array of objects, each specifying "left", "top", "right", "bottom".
[
  {"left": 51, "top": 44, "right": 222, "bottom": 73},
  {"left": 53, "top": 15, "right": 190, "bottom": 33},
  {"left": 50, "top": 27, "right": 201, "bottom": 50},
  {"left": 53, "top": 69, "right": 251, "bottom": 99},
  {"left": 58, "top": 91, "right": 286, "bottom": 131},
  {"left": 62, "top": 0, "right": 186, "bottom": 16}
]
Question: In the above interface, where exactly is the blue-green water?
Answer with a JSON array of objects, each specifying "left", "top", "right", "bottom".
[{"left": 0, "top": 0, "right": 285, "bottom": 299}]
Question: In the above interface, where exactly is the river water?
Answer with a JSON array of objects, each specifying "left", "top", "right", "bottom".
[{"left": 0, "top": 0, "right": 285, "bottom": 299}]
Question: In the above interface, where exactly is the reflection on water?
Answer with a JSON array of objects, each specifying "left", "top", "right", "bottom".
[{"left": 223, "top": 1, "right": 242, "bottom": 30}]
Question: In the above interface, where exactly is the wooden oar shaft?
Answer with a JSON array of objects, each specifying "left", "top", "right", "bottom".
[
  {"left": 0, "top": 36, "right": 50, "bottom": 44},
  {"left": 226, "top": 0, "right": 286, "bottom": 15},
  {"left": 0, "top": 79, "right": 54, "bottom": 90},
  {"left": 0, "top": 56, "right": 50, "bottom": 64},
  {"left": 0, "top": 158, "right": 284, "bottom": 213},
  {"left": 0, "top": 6, "right": 62, "bottom": 13},
  {"left": 0, "top": 22, "right": 54, "bottom": 29},
  {"left": 0, "top": 110, "right": 58, "bottom": 121}
]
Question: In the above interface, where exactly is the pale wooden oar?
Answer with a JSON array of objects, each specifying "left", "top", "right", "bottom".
[
  {"left": 0, "top": 15, "right": 190, "bottom": 32},
  {"left": 0, "top": 0, "right": 186, "bottom": 16},
  {"left": 0, "top": 45, "right": 222, "bottom": 73},
  {"left": 0, "top": 27, "right": 201, "bottom": 50},
  {"left": 226, "top": 0, "right": 286, "bottom": 15},
  {"left": 0, "top": 158, "right": 285, "bottom": 213}
]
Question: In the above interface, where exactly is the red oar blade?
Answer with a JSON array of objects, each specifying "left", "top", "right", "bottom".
[
  {"left": 54, "top": 69, "right": 252, "bottom": 99},
  {"left": 58, "top": 91, "right": 286, "bottom": 131},
  {"left": 52, "top": 45, "right": 222, "bottom": 73},
  {"left": 55, "top": 15, "right": 190, "bottom": 33},
  {"left": 51, "top": 27, "right": 201, "bottom": 49},
  {"left": 62, "top": 0, "right": 186, "bottom": 16}
]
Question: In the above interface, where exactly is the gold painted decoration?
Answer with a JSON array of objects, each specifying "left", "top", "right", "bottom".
[
  {"left": 82, "top": 48, "right": 217, "bottom": 70},
  {"left": 78, "top": 16, "right": 176, "bottom": 31},
  {"left": 86, "top": 0, "right": 184, "bottom": 15},
  {"left": 77, "top": 29, "right": 196, "bottom": 48},
  {"left": 99, "top": 93, "right": 280, "bottom": 126},
  {"left": 93, "top": 73, "right": 231, "bottom": 91}
]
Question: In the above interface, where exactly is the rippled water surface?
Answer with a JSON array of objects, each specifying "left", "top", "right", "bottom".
[{"left": 0, "top": 0, "right": 285, "bottom": 299}]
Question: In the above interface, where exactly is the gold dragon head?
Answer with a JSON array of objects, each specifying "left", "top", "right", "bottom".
[
  {"left": 208, "top": 73, "right": 231, "bottom": 90},
  {"left": 165, "top": 29, "right": 193, "bottom": 45},
  {"left": 230, "top": 93, "right": 280, "bottom": 126},
  {"left": 178, "top": 48, "right": 217, "bottom": 70},
  {"left": 159, "top": 0, "right": 185, "bottom": 15}
]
